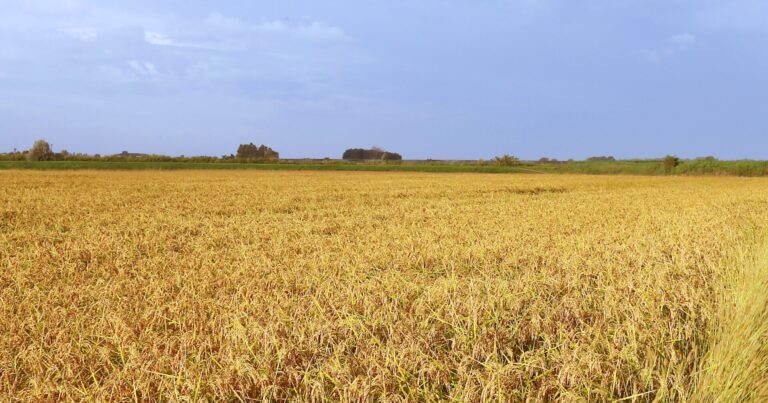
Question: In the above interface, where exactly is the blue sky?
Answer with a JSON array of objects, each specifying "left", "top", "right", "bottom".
[{"left": 1, "top": 0, "right": 767, "bottom": 159}]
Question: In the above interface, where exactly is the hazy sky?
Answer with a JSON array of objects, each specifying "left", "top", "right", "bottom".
[{"left": 2, "top": 0, "right": 767, "bottom": 159}]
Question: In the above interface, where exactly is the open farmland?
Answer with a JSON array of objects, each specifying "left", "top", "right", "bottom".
[{"left": 1, "top": 171, "right": 767, "bottom": 401}]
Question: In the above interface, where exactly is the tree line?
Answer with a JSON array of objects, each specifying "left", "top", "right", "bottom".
[
  {"left": 342, "top": 147, "right": 402, "bottom": 161},
  {"left": 0, "top": 140, "right": 283, "bottom": 162},
  {"left": 1, "top": 140, "right": 720, "bottom": 171},
  {"left": 1, "top": 140, "right": 406, "bottom": 163}
]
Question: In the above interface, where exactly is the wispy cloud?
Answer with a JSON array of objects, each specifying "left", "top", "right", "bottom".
[
  {"left": 67, "top": 27, "right": 99, "bottom": 41},
  {"left": 144, "top": 31, "right": 173, "bottom": 46},
  {"left": 637, "top": 33, "right": 697, "bottom": 62},
  {"left": 667, "top": 33, "right": 696, "bottom": 46},
  {"left": 203, "top": 12, "right": 347, "bottom": 37},
  {"left": 121, "top": 13, "right": 357, "bottom": 85},
  {"left": 141, "top": 14, "right": 349, "bottom": 53},
  {"left": 254, "top": 20, "right": 348, "bottom": 41},
  {"left": 128, "top": 60, "right": 159, "bottom": 77}
]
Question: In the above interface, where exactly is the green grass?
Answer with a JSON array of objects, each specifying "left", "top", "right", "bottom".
[
  {"left": 3, "top": 159, "right": 768, "bottom": 176},
  {"left": 0, "top": 161, "right": 544, "bottom": 173},
  {"left": 539, "top": 160, "right": 768, "bottom": 176},
  {"left": 675, "top": 160, "right": 768, "bottom": 176}
]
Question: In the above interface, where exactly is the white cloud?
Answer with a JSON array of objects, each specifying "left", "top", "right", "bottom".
[
  {"left": 1, "top": 4, "right": 357, "bottom": 91},
  {"left": 66, "top": 27, "right": 99, "bottom": 41},
  {"left": 128, "top": 60, "right": 159, "bottom": 77},
  {"left": 637, "top": 33, "right": 697, "bottom": 62},
  {"left": 255, "top": 20, "right": 348, "bottom": 40},
  {"left": 143, "top": 30, "right": 224, "bottom": 51},
  {"left": 667, "top": 33, "right": 696, "bottom": 46},
  {"left": 144, "top": 63, "right": 158, "bottom": 76},
  {"left": 293, "top": 22, "right": 347, "bottom": 41},
  {"left": 202, "top": 13, "right": 348, "bottom": 42},
  {"left": 144, "top": 31, "right": 173, "bottom": 46},
  {"left": 142, "top": 14, "right": 349, "bottom": 52}
]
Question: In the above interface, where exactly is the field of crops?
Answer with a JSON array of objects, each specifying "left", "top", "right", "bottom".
[{"left": 1, "top": 171, "right": 767, "bottom": 400}]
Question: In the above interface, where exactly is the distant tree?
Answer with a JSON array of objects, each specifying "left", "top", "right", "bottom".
[
  {"left": 493, "top": 154, "right": 520, "bottom": 166},
  {"left": 236, "top": 143, "right": 279, "bottom": 159},
  {"left": 343, "top": 148, "right": 402, "bottom": 161},
  {"left": 586, "top": 156, "right": 616, "bottom": 162},
  {"left": 383, "top": 152, "right": 402, "bottom": 161},
  {"left": 237, "top": 143, "right": 258, "bottom": 158},
  {"left": 663, "top": 155, "right": 681, "bottom": 173},
  {"left": 697, "top": 156, "right": 718, "bottom": 161},
  {"left": 258, "top": 144, "right": 278, "bottom": 159},
  {"left": 343, "top": 148, "right": 364, "bottom": 160},
  {"left": 27, "top": 139, "right": 54, "bottom": 161}
]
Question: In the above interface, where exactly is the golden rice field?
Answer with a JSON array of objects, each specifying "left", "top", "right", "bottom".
[{"left": 1, "top": 170, "right": 767, "bottom": 401}]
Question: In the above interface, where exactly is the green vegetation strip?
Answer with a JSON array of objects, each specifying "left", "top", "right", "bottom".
[
  {"left": 0, "top": 161, "right": 535, "bottom": 173},
  {"left": 3, "top": 159, "right": 768, "bottom": 176}
]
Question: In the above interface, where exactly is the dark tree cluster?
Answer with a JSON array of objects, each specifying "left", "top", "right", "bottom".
[
  {"left": 28, "top": 139, "right": 54, "bottom": 161},
  {"left": 236, "top": 143, "right": 279, "bottom": 160},
  {"left": 663, "top": 155, "right": 681, "bottom": 173},
  {"left": 586, "top": 156, "right": 616, "bottom": 162},
  {"left": 342, "top": 148, "right": 402, "bottom": 161},
  {"left": 696, "top": 156, "right": 718, "bottom": 161},
  {"left": 539, "top": 158, "right": 571, "bottom": 165},
  {"left": 493, "top": 154, "right": 520, "bottom": 166}
]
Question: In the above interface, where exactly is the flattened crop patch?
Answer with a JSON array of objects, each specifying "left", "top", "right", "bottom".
[{"left": 481, "top": 186, "right": 568, "bottom": 195}]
